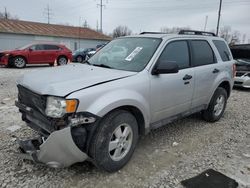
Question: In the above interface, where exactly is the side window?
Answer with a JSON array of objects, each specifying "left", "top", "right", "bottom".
[
  {"left": 34, "top": 45, "right": 44, "bottom": 51},
  {"left": 191, "top": 40, "right": 215, "bottom": 66},
  {"left": 213, "top": 40, "right": 231, "bottom": 61},
  {"left": 158, "top": 41, "right": 190, "bottom": 69}
]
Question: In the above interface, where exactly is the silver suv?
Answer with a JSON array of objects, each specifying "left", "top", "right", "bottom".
[{"left": 16, "top": 30, "right": 235, "bottom": 172}]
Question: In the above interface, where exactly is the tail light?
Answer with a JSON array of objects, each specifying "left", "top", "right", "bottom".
[{"left": 232, "top": 63, "right": 236, "bottom": 78}]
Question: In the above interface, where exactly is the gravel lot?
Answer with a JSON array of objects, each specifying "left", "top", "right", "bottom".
[{"left": 0, "top": 65, "right": 250, "bottom": 188}]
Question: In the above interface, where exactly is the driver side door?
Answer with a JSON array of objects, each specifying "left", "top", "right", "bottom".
[{"left": 150, "top": 40, "right": 194, "bottom": 126}]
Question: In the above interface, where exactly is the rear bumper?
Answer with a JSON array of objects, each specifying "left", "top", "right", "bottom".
[{"left": 18, "top": 127, "right": 88, "bottom": 168}]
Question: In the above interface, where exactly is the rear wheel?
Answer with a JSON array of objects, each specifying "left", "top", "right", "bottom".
[
  {"left": 13, "top": 56, "right": 26, "bottom": 68},
  {"left": 89, "top": 110, "right": 138, "bottom": 172},
  {"left": 57, "top": 56, "right": 68, "bottom": 66},
  {"left": 202, "top": 87, "right": 227, "bottom": 122}
]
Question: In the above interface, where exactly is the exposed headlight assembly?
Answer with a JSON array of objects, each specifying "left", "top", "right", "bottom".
[{"left": 45, "top": 96, "right": 78, "bottom": 118}]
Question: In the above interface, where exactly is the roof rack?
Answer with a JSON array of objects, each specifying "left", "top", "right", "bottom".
[
  {"left": 179, "top": 30, "right": 216, "bottom": 36},
  {"left": 140, "top": 32, "right": 166, "bottom": 35}
]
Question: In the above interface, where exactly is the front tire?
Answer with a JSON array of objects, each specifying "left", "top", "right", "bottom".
[
  {"left": 89, "top": 110, "right": 139, "bottom": 172},
  {"left": 202, "top": 87, "right": 227, "bottom": 122},
  {"left": 13, "top": 56, "right": 26, "bottom": 68}
]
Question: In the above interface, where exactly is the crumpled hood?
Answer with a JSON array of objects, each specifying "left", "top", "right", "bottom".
[{"left": 17, "top": 64, "right": 136, "bottom": 97}]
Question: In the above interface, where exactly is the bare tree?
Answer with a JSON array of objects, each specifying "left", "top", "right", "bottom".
[
  {"left": 219, "top": 26, "right": 232, "bottom": 43},
  {"left": 160, "top": 26, "right": 191, "bottom": 34},
  {"left": 112, "top": 26, "right": 132, "bottom": 38},
  {"left": 0, "top": 10, "right": 19, "bottom": 20},
  {"left": 219, "top": 26, "right": 241, "bottom": 45}
]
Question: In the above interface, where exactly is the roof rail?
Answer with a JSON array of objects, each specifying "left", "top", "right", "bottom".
[
  {"left": 179, "top": 30, "right": 216, "bottom": 36},
  {"left": 140, "top": 32, "right": 166, "bottom": 35}
]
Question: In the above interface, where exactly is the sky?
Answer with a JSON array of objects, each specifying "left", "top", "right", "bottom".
[{"left": 0, "top": 0, "right": 250, "bottom": 42}]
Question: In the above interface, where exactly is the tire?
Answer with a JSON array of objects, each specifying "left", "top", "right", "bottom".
[
  {"left": 57, "top": 56, "right": 68, "bottom": 66},
  {"left": 202, "top": 87, "right": 227, "bottom": 122},
  {"left": 76, "top": 55, "right": 83, "bottom": 63},
  {"left": 13, "top": 56, "right": 26, "bottom": 68},
  {"left": 89, "top": 110, "right": 139, "bottom": 172}
]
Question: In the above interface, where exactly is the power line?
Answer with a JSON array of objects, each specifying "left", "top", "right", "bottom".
[{"left": 44, "top": 4, "right": 53, "bottom": 24}]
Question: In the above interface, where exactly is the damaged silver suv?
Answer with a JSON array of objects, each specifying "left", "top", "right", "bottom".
[{"left": 16, "top": 30, "right": 235, "bottom": 172}]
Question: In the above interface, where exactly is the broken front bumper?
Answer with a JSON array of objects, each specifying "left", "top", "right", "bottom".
[{"left": 18, "top": 127, "right": 88, "bottom": 168}]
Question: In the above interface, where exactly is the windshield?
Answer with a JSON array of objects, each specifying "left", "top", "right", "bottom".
[
  {"left": 74, "top": 48, "right": 85, "bottom": 53},
  {"left": 88, "top": 37, "right": 161, "bottom": 72},
  {"left": 16, "top": 44, "right": 31, "bottom": 50}
]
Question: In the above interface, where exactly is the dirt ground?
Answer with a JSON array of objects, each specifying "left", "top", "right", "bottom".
[{"left": 0, "top": 65, "right": 250, "bottom": 188}]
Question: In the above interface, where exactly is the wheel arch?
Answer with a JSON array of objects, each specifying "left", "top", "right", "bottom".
[
  {"left": 57, "top": 55, "right": 68, "bottom": 61},
  {"left": 109, "top": 105, "right": 146, "bottom": 136},
  {"left": 218, "top": 81, "right": 231, "bottom": 98},
  {"left": 13, "top": 55, "right": 28, "bottom": 63}
]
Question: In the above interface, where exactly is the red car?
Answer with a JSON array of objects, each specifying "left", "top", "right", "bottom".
[{"left": 0, "top": 43, "right": 72, "bottom": 68}]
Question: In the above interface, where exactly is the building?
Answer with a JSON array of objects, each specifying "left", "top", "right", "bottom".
[{"left": 0, "top": 18, "right": 111, "bottom": 51}]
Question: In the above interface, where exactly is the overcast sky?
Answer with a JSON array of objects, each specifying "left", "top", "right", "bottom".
[{"left": 1, "top": 0, "right": 250, "bottom": 42}]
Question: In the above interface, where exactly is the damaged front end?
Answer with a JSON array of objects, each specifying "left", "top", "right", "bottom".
[
  {"left": 15, "top": 85, "right": 97, "bottom": 168},
  {"left": 18, "top": 127, "right": 88, "bottom": 168}
]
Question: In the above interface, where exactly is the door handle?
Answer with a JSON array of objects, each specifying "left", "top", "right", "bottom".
[
  {"left": 213, "top": 68, "right": 220, "bottom": 73},
  {"left": 183, "top": 74, "right": 192, "bottom": 80}
]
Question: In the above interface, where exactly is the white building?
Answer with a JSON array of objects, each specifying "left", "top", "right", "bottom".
[{"left": 0, "top": 18, "right": 111, "bottom": 51}]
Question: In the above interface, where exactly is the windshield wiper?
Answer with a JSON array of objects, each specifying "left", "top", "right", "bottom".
[{"left": 92, "top": 64, "right": 113, "bottom": 69}]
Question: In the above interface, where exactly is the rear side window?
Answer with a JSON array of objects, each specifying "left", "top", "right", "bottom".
[
  {"left": 158, "top": 41, "right": 190, "bottom": 69},
  {"left": 191, "top": 40, "right": 215, "bottom": 66},
  {"left": 213, "top": 40, "right": 231, "bottom": 61},
  {"left": 44, "top": 45, "right": 60, "bottom": 50}
]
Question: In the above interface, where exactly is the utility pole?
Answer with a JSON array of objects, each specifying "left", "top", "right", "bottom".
[
  {"left": 4, "top": 7, "right": 8, "bottom": 19},
  {"left": 97, "top": 0, "right": 106, "bottom": 33},
  {"left": 44, "top": 4, "right": 52, "bottom": 24},
  {"left": 216, "top": 0, "right": 222, "bottom": 36},
  {"left": 204, "top": 15, "right": 208, "bottom": 31}
]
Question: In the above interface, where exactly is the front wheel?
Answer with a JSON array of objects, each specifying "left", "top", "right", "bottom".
[
  {"left": 13, "top": 56, "right": 26, "bottom": 68},
  {"left": 202, "top": 87, "right": 227, "bottom": 122},
  {"left": 89, "top": 110, "right": 138, "bottom": 172}
]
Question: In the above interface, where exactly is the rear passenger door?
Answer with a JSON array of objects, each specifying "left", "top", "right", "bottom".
[
  {"left": 150, "top": 40, "right": 194, "bottom": 123},
  {"left": 190, "top": 40, "right": 220, "bottom": 108},
  {"left": 43, "top": 45, "right": 60, "bottom": 63}
]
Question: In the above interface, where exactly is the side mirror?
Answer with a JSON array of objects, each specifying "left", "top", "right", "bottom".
[
  {"left": 152, "top": 61, "right": 179, "bottom": 75},
  {"left": 28, "top": 48, "right": 33, "bottom": 52}
]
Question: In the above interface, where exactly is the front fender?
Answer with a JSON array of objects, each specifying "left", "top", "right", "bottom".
[{"left": 81, "top": 89, "right": 150, "bottom": 132}]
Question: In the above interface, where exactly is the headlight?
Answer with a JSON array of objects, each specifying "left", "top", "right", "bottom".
[
  {"left": 45, "top": 96, "right": 78, "bottom": 118},
  {"left": 4, "top": 54, "right": 9, "bottom": 56}
]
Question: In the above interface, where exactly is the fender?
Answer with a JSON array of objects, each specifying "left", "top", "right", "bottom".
[{"left": 77, "top": 89, "right": 151, "bottom": 133}]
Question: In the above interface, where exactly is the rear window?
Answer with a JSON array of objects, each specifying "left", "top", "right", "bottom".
[
  {"left": 191, "top": 40, "right": 215, "bottom": 66},
  {"left": 213, "top": 40, "right": 231, "bottom": 61}
]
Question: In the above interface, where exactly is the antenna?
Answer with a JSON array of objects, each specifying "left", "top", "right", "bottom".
[{"left": 204, "top": 15, "right": 208, "bottom": 31}]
